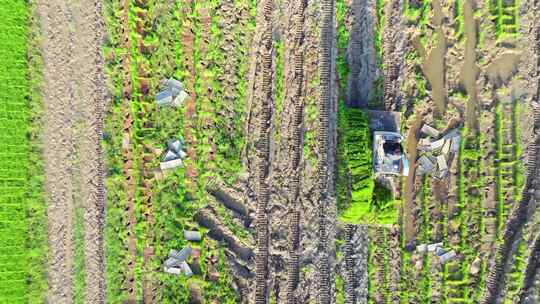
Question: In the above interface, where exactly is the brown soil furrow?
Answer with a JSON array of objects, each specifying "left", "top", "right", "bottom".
[
  {"left": 180, "top": 0, "right": 198, "bottom": 192},
  {"left": 382, "top": 0, "right": 407, "bottom": 111},
  {"left": 70, "top": 0, "right": 108, "bottom": 302},
  {"left": 387, "top": 227, "right": 401, "bottom": 302},
  {"left": 346, "top": 0, "right": 377, "bottom": 108},
  {"left": 37, "top": 1, "right": 77, "bottom": 302},
  {"left": 316, "top": 0, "right": 335, "bottom": 303},
  {"left": 253, "top": 0, "right": 275, "bottom": 303},
  {"left": 282, "top": 1, "right": 308, "bottom": 303},
  {"left": 519, "top": 233, "right": 540, "bottom": 302},
  {"left": 343, "top": 225, "right": 357, "bottom": 304},
  {"left": 370, "top": 227, "right": 389, "bottom": 303},
  {"left": 340, "top": 225, "right": 369, "bottom": 304},
  {"left": 141, "top": 169, "right": 156, "bottom": 302},
  {"left": 215, "top": 0, "right": 246, "bottom": 135}
]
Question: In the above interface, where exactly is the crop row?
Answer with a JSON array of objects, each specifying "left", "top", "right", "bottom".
[
  {"left": 489, "top": 0, "right": 519, "bottom": 39},
  {"left": 441, "top": 131, "right": 484, "bottom": 303},
  {"left": 492, "top": 98, "right": 526, "bottom": 302}
]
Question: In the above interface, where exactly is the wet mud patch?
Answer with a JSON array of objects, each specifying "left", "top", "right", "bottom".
[
  {"left": 485, "top": 52, "right": 521, "bottom": 88},
  {"left": 460, "top": 0, "right": 480, "bottom": 131},
  {"left": 419, "top": 0, "right": 447, "bottom": 116}
]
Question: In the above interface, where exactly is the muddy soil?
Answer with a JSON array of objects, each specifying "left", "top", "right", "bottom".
[
  {"left": 346, "top": 0, "right": 378, "bottom": 107},
  {"left": 37, "top": 0, "right": 107, "bottom": 303}
]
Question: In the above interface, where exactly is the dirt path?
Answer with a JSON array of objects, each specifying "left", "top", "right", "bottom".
[
  {"left": 38, "top": 1, "right": 77, "bottom": 302},
  {"left": 38, "top": 0, "right": 107, "bottom": 302}
]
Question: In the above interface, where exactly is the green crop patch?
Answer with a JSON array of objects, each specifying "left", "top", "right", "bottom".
[
  {"left": 337, "top": 106, "right": 398, "bottom": 225},
  {"left": 0, "top": 1, "right": 35, "bottom": 303}
]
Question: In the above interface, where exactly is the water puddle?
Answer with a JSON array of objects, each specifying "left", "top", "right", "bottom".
[
  {"left": 421, "top": 0, "right": 447, "bottom": 115},
  {"left": 460, "top": 0, "right": 480, "bottom": 131},
  {"left": 486, "top": 52, "right": 521, "bottom": 88},
  {"left": 403, "top": 114, "right": 422, "bottom": 244}
]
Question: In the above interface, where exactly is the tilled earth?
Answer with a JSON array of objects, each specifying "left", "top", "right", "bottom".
[{"left": 37, "top": 0, "right": 107, "bottom": 303}]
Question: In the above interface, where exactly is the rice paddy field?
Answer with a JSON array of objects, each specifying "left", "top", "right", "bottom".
[{"left": 0, "top": 0, "right": 540, "bottom": 303}]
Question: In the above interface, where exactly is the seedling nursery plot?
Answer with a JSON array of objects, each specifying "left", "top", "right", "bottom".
[{"left": 1, "top": 0, "right": 540, "bottom": 303}]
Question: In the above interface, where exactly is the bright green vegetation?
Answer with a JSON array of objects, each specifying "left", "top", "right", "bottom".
[
  {"left": 26, "top": 2, "right": 48, "bottom": 302},
  {"left": 337, "top": 106, "right": 373, "bottom": 224},
  {"left": 453, "top": 0, "right": 465, "bottom": 41},
  {"left": 374, "top": 0, "right": 385, "bottom": 60},
  {"left": 436, "top": 127, "right": 488, "bottom": 304},
  {"left": 494, "top": 101, "right": 505, "bottom": 236},
  {"left": 503, "top": 240, "right": 526, "bottom": 302},
  {"left": 335, "top": 0, "right": 349, "bottom": 94},
  {"left": 367, "top": 239, "right": 375, "bottom": 301},
  {"left": 489, "top": 0, "right": 519, "bottom": 39},
  {"left": 418, "top": 178, "right": 433, "bottom": 302},
  {"left": 103, "top": 0, "right": 255, "bottom": 302},
  {"left": 494, "top": 99, "right": 524, "bottom": 240},
  {"left": 404, "top": 0, "right": 429, "bottom": 26},
  {"left": 493, "top": 98, "right": 526, "bottom": 302},
  {"left": 0, "top": 1, "right": 46, "bottom": 303},
  {"left": 335, "top": 275, "right": 345, "bottom": 304},
  {"left": 335, "top": 0, "right": 351, "bottom": 217},
  {"left": 337, "top": 106, "right": 398, "bottom": 225}
]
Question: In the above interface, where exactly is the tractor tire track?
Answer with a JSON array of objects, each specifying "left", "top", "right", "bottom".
[
  {"left": 481, "top": 103, "right": 540, "bottom": 304},
  {"left": 481, "top": 1, "right": 540, "bottom": 301},
  {"left": 38, "top": 1, "right": 77, "bottom": 302},
  {"left": 519, "top": 233, "right": 540, "bottom": 303},
  {"left": 283, "top": 0, "right": 307, "bottom": 303},
  {"left": 316, "top": 0, "right": 335, "bottom": 302},
  {"left": 382, "top": 0, "right": 406, "bottom": 111},
  {"left": 253, "top": 0, "right": 275, "bottom": 303},
  {"left": 71, "top": 1, "right": 108, "bottom": 302}
]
